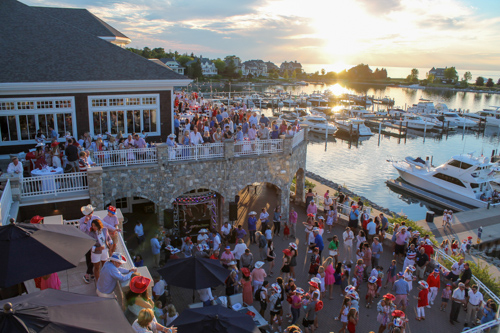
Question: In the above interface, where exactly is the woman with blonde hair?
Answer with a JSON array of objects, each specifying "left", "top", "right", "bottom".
[
  {"left": 165, "top": 304, "right": 178, "bottom": 326},
  {"left": 132, "top": 308, "right": 176, "bottom": 333}
]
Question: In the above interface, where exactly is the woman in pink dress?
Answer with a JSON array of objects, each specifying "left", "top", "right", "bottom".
[
  {"left": 40, "top": 273, "right": 61, "bottom": 290},
  {"left": 323, "top": 257, "right": 335, "bottom": 299},
  {"left": 240, "top": 267, "right": 253, "bottom": 306}
]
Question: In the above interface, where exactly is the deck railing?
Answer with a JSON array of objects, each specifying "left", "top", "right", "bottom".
[
  {"left": 0, "top": 179, "right": 12, "bottom": 226},
  {"left": 292, "top": 129, "right": 305, "bottom": 148},
  {"left": 234, "top": 139, "right": 283, "bottom": 156},
  {"left": 21, "top": 172, "right": 88, "bottom": 198},
  {"left": 93, "top": 148, "right": 157, "bottom": 167},
  {"left": 167, "top": 143, "right": 224, "bottom": 161}
]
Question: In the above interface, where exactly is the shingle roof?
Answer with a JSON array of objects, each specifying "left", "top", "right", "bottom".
[
  {"left": 0, "top": 0, "right": 188, "bottom": 83},
  {"left": 149, "top": 59, "right": 170, "bottom": 68},
  {"left": 33, "top": 6, "right": 129, "bottom": 40}
]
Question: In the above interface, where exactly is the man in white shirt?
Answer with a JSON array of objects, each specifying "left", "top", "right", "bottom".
[
  {"left": 152, "top": 275, "right": 168, "bottom": 305},
  {"left": 124, "top": 134, "right": 135, "bottom": 148},
  {"left": 450, "top": 282, "right": 466, "bottom": 325},
  {"left": 249, "top": 112, "right": 259, "bottom": 127},
  {"left": 324, "top": 195, "right": 333, "bottom": 214},
  {"left": 198, "top": 287, "right": 215, "bottom": 307},
  {"left": 189, "top": 127, "right": 203, "bottom": 145},
  {"left": 465, "top": 285, "right": 483, "bottom": 327},
  {"left": 212, "top": 231, "right": 221, "bottom": 252},
  {"left": 265, "top": 228, "right": 272, "bottom": 242},
  {"left": 446, "top": 258, "right": 465, "bottom": 282},
  {"left": 7, "top": 157, "right": 23, "bottom": 176},
  {"left": 343, "top": 227, "right": 354, "bottom": 263},
  {"left": 221, "top": 222, "right": 232, "bottom": 243}
]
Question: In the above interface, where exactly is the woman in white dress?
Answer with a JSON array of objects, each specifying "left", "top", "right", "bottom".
[{"left": 50, "top": 142, "right": 62, "bottom": 168}]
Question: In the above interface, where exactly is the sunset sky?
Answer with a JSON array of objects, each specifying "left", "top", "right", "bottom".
[{"left": 25, "top": 0, "right": 500, "bottom": 72}]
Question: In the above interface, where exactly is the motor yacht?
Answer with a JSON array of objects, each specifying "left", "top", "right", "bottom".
[
  {"left": 312, "top": 106, "right": 333, "bottom": 115},
  {"left": 334, "top": 118, "right": 373, "bottom": 136},
  {"left": 349, "top": 105, "right": 376, "bottom": 118},
  {"left": 421, "top": 113, "right": 458, "bottom": 130},
  {"left": 438, "top": 111, "right": 478, "bottom": 128},
  {"left": 307, "top": 94, "right": 329, "bottom": 105},
  {"left": 302, "top": 115, "right": 337, "bottom": 135},
  {"left": 407, "top": 99, "right": 437, "bottom": 114},
  {"left": 392, "top": 153, "right": 500, "bottom": 208},
  {"left": 465, "top": 106, "right": 500, "bottom": 127},
  {"left": 392, "top": 114, "right": 435, "bottom": 130}
]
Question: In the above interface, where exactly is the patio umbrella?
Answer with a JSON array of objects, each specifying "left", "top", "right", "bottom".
[
  {"left": 0, "top": 288, "right": 134, "bottom": 332},
  {"left": 171, "top": 305, "right": 259, "bottom": 333},
  {"left": 157, "top": 256, "right": 230, "bottom": 290},
  {"left": 0, "top": 223, "right": 95, "bottom": 288}
]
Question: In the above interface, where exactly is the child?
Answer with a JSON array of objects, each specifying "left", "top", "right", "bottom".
[
  {"left": 451, "top": 239, "right": 459, "bottom": 255},
  {"left": 440, "top": 284, "right": 452, "bottom": 311},
  {"left": 335, "top": 297, "right": 351, "bottom": 333},
  {"left": 283, "top": 222, "right": 290, "bottom": 240},
  {"left": 347, "top": 308, "right": 358, "bottom": 333},
  {"left": 365, "top": 276, "right": 377, "bottom": 308},
  {"left": 384, "top": 260, "right": 397, "bottom": 289},
  {"left": 460, "top": 240, "right": 467, "bottom": 256},
  {"left": 376, "top": 271, "right": 383, "bottom": 297},
  {"left": 340, "top": 265, "right": 350, "bottom": 296},
  {"left": 414, "top": 281, "right": 429, "bottom": 320},
  {"left": 154, "top": 301, "right": 165, "bottom": 325},
  {"left": 326, "top": 208, "right": 334, "bottom": 233},
  {"left": 317, "top": 266, "right": 326, "bottom": 298}
]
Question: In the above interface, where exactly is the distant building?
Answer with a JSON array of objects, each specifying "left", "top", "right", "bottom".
[
  {"left": 242, "top": 60, "right": 268, "bottom": 77},
  {"left": 158, "top": 58, "right": 185, "bottom": 75},
  {"left": 186, "top": 57, "right": 218, "bottom": 76},
  {"left": 223, "top": 56, "right": 241, "bottom": 73},
  {"left": 265, "top": 61, "right": 279, "bottom": 73},
  {"left": 429, "top": 67, "right": 447, "bottom": 80},
  {"left": 280, "top": 61, "right": 302, "bottom": 74}
]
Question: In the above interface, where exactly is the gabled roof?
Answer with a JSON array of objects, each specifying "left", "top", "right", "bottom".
[
  {"left": 159, "top": 58, "right": 176, "bottom": 63},
  {"left": 0, "top": 0, "right": 188, "bottom": 83},
  {"left": 149, "top": 59, "right": 170, "bottom": 68},
  {"left": 33, "top": 6, "right": 129, "bottom": 40}
]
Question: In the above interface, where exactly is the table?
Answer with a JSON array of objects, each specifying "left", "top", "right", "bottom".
[
  {"left": 30, "top": 167, "right": 63, "bottom": 192},
  {"left": 238, "top": 305, "right": 268, "bottom": 328}
]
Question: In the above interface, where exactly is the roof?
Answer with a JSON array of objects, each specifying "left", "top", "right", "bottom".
[
  {"left": 33, "top": 6, "right": 129, "bottom": 40},
  {"left": 186, "top": 57, "right": 214, "bottom": 66},
  {"left": 0, "top": 0, "right": 188, "bottom": 83},
  {"left": 159, "top": 58, "right": 176, "bottom": 63},
  {"left": 149, "top": 59, "right": 170, "bottom": 68}
]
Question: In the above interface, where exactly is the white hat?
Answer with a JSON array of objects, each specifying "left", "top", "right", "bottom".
[
  {"left": 289, "top": 242, "right": 297, "bottom": 250},
  {"left": 228, "top": 261, "right": 237, "bottom": 266},
  {"left": 171, "top": 248, "right": 180, "bottom": 254},
  {"left": 198, "top": 228, "right": 208, "bottom": 234},
  {"left": 81, "top": 204, "right": 95, "bottom": 216},
  {"left": 35, "top": 143, "right": 44, "bottom": 148},
  {"left": 108, "top": 252, "right": 127, "bottom": 264},
  {"left": 254, "top": 261, "right": 264, "bottom": 269},
  {"left": 425, "top": 239, "right": 432, "bottom": 245},
  {"left": 368, "top": 276, "right": 377, "bottom": 284},
  {"left": 249, "top": 211, "right": 257, "bottom": 216},
  {"left": 232, "top": 303, "right": 242, "bottom": 311},
  {"left": 168, "top": 133, "right": 176, "bottom": 138},
  {"left": 318, "top": 216, "right": 324, "bottom": 220},
  {"left": 271, "top": 283, "right": 281, "bottom": 293}
]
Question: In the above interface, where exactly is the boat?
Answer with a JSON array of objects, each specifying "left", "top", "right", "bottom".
[
  {"left": 392, "top": 153, "right": 500, "bottom": 208},
  {"left": 420, "top": 113, "right": 458, "bottom": 130},
  {"left": 407, "top": 99, "right": 437, "bottom": 114},
  {"left": 297, "top": 81, "right": 309, "bottom": 86},
  {"left": 334, "top": 118, "right": 373, "bottom": 136},
  {"left": 312, "top": 106, "right": 333, "bottom": 115},
  {"left": 392, "top": 114, "right": 435, "bottom": 130},
  {"left": 307, "top": 94, "right": 329, "bottom": 105},
  {"left": 349, "top": 105, "right": 376, "bottom": 118},
  {"left": 281, "top": 98, "right": 297, "bottom": 107},
  {"left": 465, "top": 106, "right": 500, "bottom": 127},
  {"left": 438, "top": 111, "right": 478, "bottom": 128},
  {"left": 302, "top": 115, "right": 337, "bottom": 135}
]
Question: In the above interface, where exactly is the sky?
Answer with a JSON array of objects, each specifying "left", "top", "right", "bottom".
[{"left": 25, "top": 0, "right": 500, "bottom": 72}]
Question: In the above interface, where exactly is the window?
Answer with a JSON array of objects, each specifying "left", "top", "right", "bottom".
[
  {"left": 448, "top": 159, "right": 473, "bottom": 170},
  {"left": 0, "top": 97, "right": 75, "bottom": 145},
  {"left": 88, "top": 94, "right": 160, "bottom": 136},
  {"left": 432, "top": 173, "right": 466, "bottom": 187}
]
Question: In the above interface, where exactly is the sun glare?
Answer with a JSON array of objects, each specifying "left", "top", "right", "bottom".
[{"left": 327, "top": 83, "right": 350, "bottom": 96}]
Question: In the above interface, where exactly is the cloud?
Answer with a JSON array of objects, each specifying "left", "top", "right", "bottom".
[{"left": 356, "top": 0, "right": 403, "bottom": 14}]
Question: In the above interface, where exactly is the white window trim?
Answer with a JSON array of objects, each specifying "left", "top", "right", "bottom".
[
  {"left": 88, "top": 93, "right": 161, "bottom": 138},
  {"left": 0, "top": 96, "right": 76, "bottom": 146}
]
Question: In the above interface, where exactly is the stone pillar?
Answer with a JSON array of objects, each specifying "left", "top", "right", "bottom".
[
  {"left": 224, "top": 139, "right": 234, "bottom": 160},
  {"left": 295, "top": 168, "right": 305, "bottom": 204},
  {"left": 282, "top": 135, "right": 293, "bottom": 156},
  {"left": 222, "top": 197, "right": 230, "bottom": 225},
  {"left": 301, "top": 124, "right": 310, "bottom": 143},
  {"left": 88, "top": 166, "right": 104, "bottom": 209},
  {"left": 156, "top": 143, "right": 169, "bottom": 167},
  {"left": 280, "top": 185, "right": 290, "bottom": 224}
]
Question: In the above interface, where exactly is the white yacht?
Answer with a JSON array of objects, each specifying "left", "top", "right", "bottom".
[
  {"left": 393, "top": 114, "right": 435, "bottom": 130},
  {"left": 349, "top": 105, "right": 376, "bottom": 118},
  {"left": 407, "top": 99, "right": 437, "bottom": 114},
  {"left": 335, "top": 118, "right": 373, "bottom": 136},
  {"left": 466, "top": 106, "right": 500, "bottom": 127},
  {"left": 438, "top": 111, "right": 478, "bottom": 128},
  {"left": 312, "top": 106, "right": 333, "bottom": 115},
  {"left": 392, "top": 153, "right": 500, "bottom": 208},
  {"left": 302, "top": 115, "right": 337, "bottom": 135},
  {"left": 308, "top": 94, "right": 329, "bottom": 105},
  {"left": 421, "top": 113, "right": 458, "bottom": 130}
]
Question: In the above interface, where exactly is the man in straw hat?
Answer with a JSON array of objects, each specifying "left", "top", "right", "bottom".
[
  {"left": 80, "top": 204, "right": 100, "bottom": 284},
  {"left": 96, "top": 252, "right": 137, "bottom": 298}
]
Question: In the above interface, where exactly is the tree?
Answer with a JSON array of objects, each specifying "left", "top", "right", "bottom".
[
  {"left": 213, "top": 59, "right": 226, "bottom": 74},
  {"left": 188, "top": 58, "right": 203, "bottom": 80},
  {"left": 321, "top": 68, "right": 326, "bottom": 76},
  {"left": 176, "top": 55, "right": 194, "bottom": 68},
  {"left": 444, "top": 67, "right": 458, "bottom": 82},
  {"left": 409, "top": 68, "right": 419, "bottom": 82},
  {"left": 486, "top": 78, "right": 494, "bottom": 87},
  {"left": 283, "top": 70, "right": 289, "bottom": 79},
  {"left": 463, "top": 71, "right": 472, "bottom": 82},
  {"left": 476, "top": 77, "right": 485, "bottom": 86},
  {"left": 497, "top": 79, "right": 500, "bottom": 86},
  {"left": 427, "top": 73, "right": 435, "bottom": 83},
  {"left": 224, "top": 59, "right": 237, "bottom": 77},
  {"left": 291, "top": 69, "right": 297, "bottom": 79}
]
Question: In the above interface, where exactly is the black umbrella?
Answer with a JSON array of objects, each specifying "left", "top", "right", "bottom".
[
  {"left": 0, "top": 223, "right": 95, "bottom": 287},
  {"left": 0, "top": 289, "right": 134, "bottom": 332},
  {"left": 157, "top": 256, "right": 230, "bottom": 290},
  {"left": 171, "top": 305, "right": 259, "bottom": 333}
]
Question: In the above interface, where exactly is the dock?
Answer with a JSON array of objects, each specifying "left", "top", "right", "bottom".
[{"left": 385, "top": 179, "right": 470, "bottom": 212}]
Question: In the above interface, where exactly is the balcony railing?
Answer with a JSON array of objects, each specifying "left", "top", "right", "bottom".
[
  {"left": 234, "top": 139, "right": 283, "bottom": 156},
  {"left": 93, "top": 148, "right": 157, "bottom": 167},
  {"left": 292, "top": 129, "right": 305, "bottom": 148},
  {"left": 0, "top": 179, "right": 12, "bottom": 226},
  {"left": 21, "top": 172, "right": 88, "bottom": 198},
  {"left": 167, "top": 143, "right": 224, "bottom": 161}
]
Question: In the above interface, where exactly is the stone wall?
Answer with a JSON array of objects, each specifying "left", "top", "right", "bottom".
[{"left": 95, "top": 134, "right": 308, "bottom": 228}]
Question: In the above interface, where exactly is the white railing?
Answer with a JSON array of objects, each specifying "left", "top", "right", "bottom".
[
  {"left": 21, "top": 172, "right": 88, "bottom": 198},
  {"left": 292, "top": 129, "right": 305, "bottom": 148},
  {"left": 0, "top": 180, "right": 13, "bottom": 226},
  {"left": 234, "top": 139, "right": 283, "bottom": 156},
  {"left": 167, "top": 143, "right": 224, "bottom": 161},
  {"left": 93, "top": 148, "right": 157, "bottom": 167},
  {"left": 462, "top": 318, "right": 500, "bottom": 333}
]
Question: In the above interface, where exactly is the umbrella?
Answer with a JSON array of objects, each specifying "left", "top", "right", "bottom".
[
  {"left": 0, "top": 223, "right": 95, "bottom": 287},
  {"left": 0, "top": 289, "right": 134, "bottom": 332},
  {"left": 171, "top": 305, "right": 259, "bottom": 333},
  {"left": 157, "top": 256, "right": 229, "bottom": 290}
]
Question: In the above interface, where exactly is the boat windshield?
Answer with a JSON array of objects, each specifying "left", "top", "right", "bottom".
[
  {"left": 444, "top": 113, "right": 461, "bottom": 118},
  {"left": 448, "top": 159, "right": 473, "bottom": 169}
]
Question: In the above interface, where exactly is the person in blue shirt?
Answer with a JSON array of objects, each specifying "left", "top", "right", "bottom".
[
  {"left": 235, "top": 126, "right": 244, "bottom": 141},
  {"left": 216, "top": 111, "right": 223, "bottom": 123},
  {"left": 311, "top": 229, "right": 324, "bottom": 257},
  {"left": 166, "top": 134, "right": 177, "bottom": 147},
  {"left": 259, "top": 114, "right": 270, "bottom": 127},
  {"left": 241, "top": 118, "right": 249, "bottom": 135},
  {"left": 96, "top": 252, "right": 137, "bottom": 298},
  {"left": 348, "top": 205, "right": 360, "bottom": 234},
  {"left": 248, "top": 211, "right": 257, "bottom": 244},
  {"left": 173, "top": 114, "right": 180, "bottom": 142},
  {"left": 150, "top": 233, "right": 162, "bottom": 268},
  {"left": 271, "top": 125, "right": 279, "bottom": 139}
]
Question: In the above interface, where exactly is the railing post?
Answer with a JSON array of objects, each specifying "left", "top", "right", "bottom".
[
  {"left": 224, "top": 139, "right": 234, "bottom": 160},
  {"left": 87, "top": 167, "right": 104, "bottom": 210},
  {"left": 156, "top": 143, "right": 169, "bottom": 167},
  {"left": 283, "top": 135, "right": 292, "bottom": 156}
]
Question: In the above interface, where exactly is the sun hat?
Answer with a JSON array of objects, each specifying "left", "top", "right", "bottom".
[
  {"left": 283, "top": 249, "right": 292, "bottom": 256},
  {"left": 397, "top": 272, "right": 404, "bottom": 277},
  {"left": 185, "top": 237, "right": 192, "bottom": 243},
  {"left": 308, "top": 281, "right": 318, "bottom": 289},
  {"left": 295, "top": 287, "right": 305, "bottom": 294},
  {"left": 344, "top": 285, "right": 355, "bottom": 294},
  {"left": 392, "top": 310, "right": 406, "bottom": 318},
  {"left": 81, "top": 204, "right": 95, "bottom": 216},
  {"left": 393, "top": 317, "right": 404, "bottom": 327},
  {"left": 168, "top": 133, "right": 176, "bottom": 138},
  {"left": 171, "top": 248, "right": 180, "bottom": 254},
  {"left": 129, "top": 276, "right": 151, "bottom": 294},
  {"left": 203, "top": 244, "right": 210, "bottom": 251},
  {"left": 199, "top": 228, "right": 208, "bottom": 234},
  {"left": 272, "top": 283, "right": 281, "bottom": 293},
  {"left": 425, "top": 239, "right": 432, "bottom": 245},
  {"left": 317, "top": 216, "right": 324, "bottom": 220},
  {"left": 413, "top": 231, "right": 420, "bottom": 236},
  {"left": 108, "top": 252, "right": 127, "bottom": 264},
  {"left": 50, "top": 141, "right": 59, "bottom": 147},
  {"left": 249, "top": 211, "right": 257, "bottom": 216},
  {"left": 467, "top": 236, "right": 473, "bottom": 240},
  {"left": 368, "top": 276, "right": 377, "bottom": 284},
  {"left": 408, "top": 266, "right": 416, "bottom": 272},
  {"left": 225, "top": 245, "right": 231, "bottom": 250},
  {"left": 351, "top": 205, "right": 358, "bottom": 209},
  {"left": 255, "top": 261, "right": 264, "bottom": 269},
  {"left": 383, "top": 293, "right": 396, "bottom": 301},
  {"left": 241, "top": 267, "right": 250, "bottom": 277},
  {"left": 289, "top": 242, "right": 298, "bottom": 250},
  {"left": 166, "top": 245, "right": 175, "bottom": 252},
  {"left": 312, "top": 227, "right": 319, "bottom": 232},
  {"left": 434, "top": 268, "right": 440, "bottom": 273},
  {"left": 232, "top": 303, "right": 242, "bottom": 311},
  {"left": 348, "top": 291, "right": 359, "bottom": 300},
  {"left": 228, "top": 261, "right": 237, "bottom": 266},
  {"left": 30, "top": 215, "right": 44, "bottom": 224},
  {"left": 107, "top": 206, "right": 117, "bottom": 215},
  {"left": 311, "top": 277, "right": 321, "bottom": 285},
  {"left": 197, "top": 244, "right": 204, "bottom": 251},
  {"left": 35, "top": 142, "right": 44, "bottom": 148},
  {"left": 418, "top": 281, "right": 429, "bottom": 289}
]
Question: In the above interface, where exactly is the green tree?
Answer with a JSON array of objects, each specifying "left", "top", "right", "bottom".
[
  {"left": 188, "top": 58, "right": 203, "bottom": 80},
  {"left": 321, "top": 68, "right": 326, "bottom": 76},
  {"left": 176, "top": 55, "right": 193, "bottom": 68},
  {"left": 444, "top": 67, "right": 458, "bottom": 82},
  {"left": 463, "top": 71, "right": 472, "bottom": 82},
  {"left": 212, "top": 58, "right": 226, "bottom": 74},
  {"left": 409, "top": 68, "right": 419, "bottom": 82},
  {"left": 142, "top": 47, "right": 152, "bottom": 58},
  {"left": 486, "top": 78, "right": 494, "bottom": 87},
  {"left": 224, "top": 59, "right": 237, "bottom": 77},
  {"left": 427, "top": 73, "right": 435, "bottom": 83},
  {"left": 283, "top": 70, "right": 289, "bottom": 79},
  {"left": 476, "top": 77, "right": 485, "bottom": 86},
  {"left": 291, "top": 69, "right": 297, "bottom": 79}
]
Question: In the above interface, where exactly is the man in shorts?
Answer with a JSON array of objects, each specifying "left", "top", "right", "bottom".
[
  {"left": 303, "top": 292, "right": 319, "bottom": 333},
  {"left": 446, "top": 258, "right": 465, "bottom": 283},
  {"left": 393, "top": 272, "right": 410, "bottom": 311},
  {"left": 394, "top": 227, "right": 410, "bottom": 263},
  {"left": 258, "top": 280, "right": 269, "bottom": 317}
]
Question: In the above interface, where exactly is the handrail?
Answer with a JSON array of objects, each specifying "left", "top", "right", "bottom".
[
  {"left": 292, "top": 129, "right": 305, "bottom": 148},
  {"left": 167, "top": 143, "right": 224, "bottom": 161},
  {"left": 93, "top": 148, "right": 157, "bottom": 167},
  {"left": 21, "top": 172, "right": 88, "bottom": 198},
  {"left": 234, "top": 138, "right": 283, "bottom": 156},
  {"left": 0, "top": 179, "right": 12, "bottom": 226}
]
